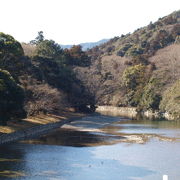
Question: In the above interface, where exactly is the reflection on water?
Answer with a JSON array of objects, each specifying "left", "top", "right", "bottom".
[
  {"left": 0, "top": 114, "right": 180, "bottom": 180},
  {"left": 25, "top": 115, "right": 180, "bottom": 146}
]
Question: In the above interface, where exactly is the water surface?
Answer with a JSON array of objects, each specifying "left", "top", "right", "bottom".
[{"left": 0, "top": 114, "right": 180, "bottom": 180}]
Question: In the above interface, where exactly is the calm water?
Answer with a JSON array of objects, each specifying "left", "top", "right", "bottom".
[{"left": 0, "top": 114, "right": 180, "bottom": 180}]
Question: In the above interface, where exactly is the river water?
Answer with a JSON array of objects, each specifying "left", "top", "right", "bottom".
[{"left": 0, "top": 114, "right": 180, "bottom": 180}]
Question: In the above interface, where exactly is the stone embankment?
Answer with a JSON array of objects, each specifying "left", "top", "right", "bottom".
[
  {"left": 0, "top": 117, "right": 80, "bottom": 145},
  {"left": 96, "top": 106, "right": 137, "bottom": 118},
  {"left": 96, "top": 106, "right": 175, "bottom": 120}
]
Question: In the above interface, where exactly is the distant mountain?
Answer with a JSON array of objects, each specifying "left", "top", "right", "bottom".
[{"left": 60, "top": 39, "right": 109, "bottom": 51}]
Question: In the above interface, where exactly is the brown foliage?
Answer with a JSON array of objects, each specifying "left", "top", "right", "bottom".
[
  {"left": 21, "top": 43, "right": 36, "bottom": 57},
  {"left": 149, "top": 44, "right": 180, "bottom": 91},
  {"left": 21, "top": 78, "right": 69, "bottom": 116}
]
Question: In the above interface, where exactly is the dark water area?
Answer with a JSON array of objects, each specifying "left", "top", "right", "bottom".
[{"left": 0, "top": 114, "right": 180, "bottom": 180}]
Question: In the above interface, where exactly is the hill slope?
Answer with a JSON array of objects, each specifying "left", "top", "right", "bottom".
[{"left": 74, "top": 10, "right": 180, "bottom": 119}]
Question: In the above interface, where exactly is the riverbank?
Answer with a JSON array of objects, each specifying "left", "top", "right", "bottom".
[
  {"left": 0, "top": 111, "right": 84, "bottom": 145},
  {"left": 96, "top": 106, "right": 137, "bottom": 118},
  {"left": 96, "top": 106, "right": 177, "bottom": 120}
]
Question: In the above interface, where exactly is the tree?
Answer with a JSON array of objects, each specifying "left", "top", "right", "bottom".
[
  {"left": 36, "top": 31, "right": 44, "bottom": 43},
  {"left": 122, "top": 64, "right": 146, "bottom": 106},
  {"left": 25, "top": 82, "right": 69, "bottom": 116},
  {"left": 0, "top": 32, "right": 24, "bottom": 58},
  {"left": 0, "top": 33, "right": 25, "bottom": 81},
  {"left": 0, "top": 69, "right": 26, "bottom": 125},
  {"left": 30, "top": 31, "right": 44, "bottom": 45},
  {"left": 35, "top": 39, "right": 63, "bottom": 61},
  {"left": 65, "top": 45, "right": 90, "bottom": 66},
  {"left": 160, "top": 80, "right": 180, "bottom": 119},
  {"left": 139, "top": 78, "right": 162, "bottom": 110},
  {"left": 122, "top": 64, "right": 145, "bottom": 90}
]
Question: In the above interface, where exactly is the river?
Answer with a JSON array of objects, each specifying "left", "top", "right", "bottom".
[{"left": 0, "top": 114, "right": 180, "bottom": 180}]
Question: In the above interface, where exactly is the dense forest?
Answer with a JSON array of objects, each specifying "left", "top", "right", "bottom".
[
  {"left": 0, "top": 31, "right": 95, "bottom": 125},
  {"left": 0, "top": 10, "right": 180, "bottom": 125}
]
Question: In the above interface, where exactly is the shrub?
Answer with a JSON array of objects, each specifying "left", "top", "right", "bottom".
[
  {"left": 139, "top": 78, "right": 162, "bottom": 110},
  {"left": 131, "top": 55, "right": 149, "bottom": 66},
  {"left": 24, "top": 82, "right": 69, "bottom": 116},
  {"left": 122, "top": 64, "right": 145, "bottom": 90},
  {"left": 122, "top": 64, "right": 146, "bottom": 106},
  {"left": 117, "top": 43, "right": 132, "bottom": 57},
  {"left": 160, "top": 80, "right": 180, "bottom": 119},
  {"left": 125, "top": 45, "right": 144, "bottom": 57}
]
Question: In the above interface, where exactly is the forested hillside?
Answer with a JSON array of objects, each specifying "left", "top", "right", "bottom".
[
  {"left": 0, "top": 32, "right": 94, "bottom": 124},
  {"left": 0, "top": 10, "right": 180, "bottom": 124},
  {"left": 74, "top": 10, "right": 180, "bottom": 119}
]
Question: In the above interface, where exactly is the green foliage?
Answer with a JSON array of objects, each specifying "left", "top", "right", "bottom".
[
  {"left": 35, "top": 39, "right": 63, "bottom": 61},
  {"left": 122, "top": 64, "right": 145, "bottom": 90},
  {"left": 0, "top": 32, "right": 24, "bottom": 58},
  {"left": 160, "top": 80, "right": 180, "bottom": 119},
  {"left": 153, "top": 30, "right": 174, "bottom": 48},
  {"left": 35, "top": 40, "right": 90, "bottom": 67},
  {"left": 32, "top": 56, "right": 75, "bottom": 91},
  {"left": 0, "top": 31, "right": 93, "bottom": 118},
  {"left": 125, "top": 45, "right": 144, "bottom": 57},
  {"left": 117, "top": 43, "right": 132, "bottom": 57},
  {"left": 30, "top": 31, "right": 44, "bottom": 45},
  {"left": 139, "top": 78, "right": 162, "bottom": 110},
  {"left": 78, "top": 10, "right": 180, "bottom": 112},
  {"left": 0, "top": 69, "right": 26, "bottom": 124},
  {"left": 29, "top": 31, "right": 90, "bottom": 67},
  {"left": 36, "top": 31, "right": 44, "bottom": 43},
  {"left": 122, "top": 64, "right": 146, "bottom": 106}
]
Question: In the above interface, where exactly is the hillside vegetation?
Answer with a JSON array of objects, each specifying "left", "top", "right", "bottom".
[
  {"left": 160, "top": 80, "right": 180, "bottom": 119},
  {"left": 0, "top": 32, "right": 94, "bottom": 124},
  {"left": 0, "top": 10, "right": 180, "bottom": 124},
  {"left": 74, "top": 10, "right": 180, "bottom": 119}
]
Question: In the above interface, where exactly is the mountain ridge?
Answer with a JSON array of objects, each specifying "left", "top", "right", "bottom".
[{"left": 60, "top": 39, "right": 109, "bottom": 51}]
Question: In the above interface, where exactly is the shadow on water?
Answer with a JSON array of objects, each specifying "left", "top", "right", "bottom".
[
  {"left": 0, "top": 144, "right": 26, "bottom": 179},
  {"left": 24, "top": 128, "right": 126, "bottom": 147},
  {"left": 24, "top": 114, "right": 180, "bottom": 147}
]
